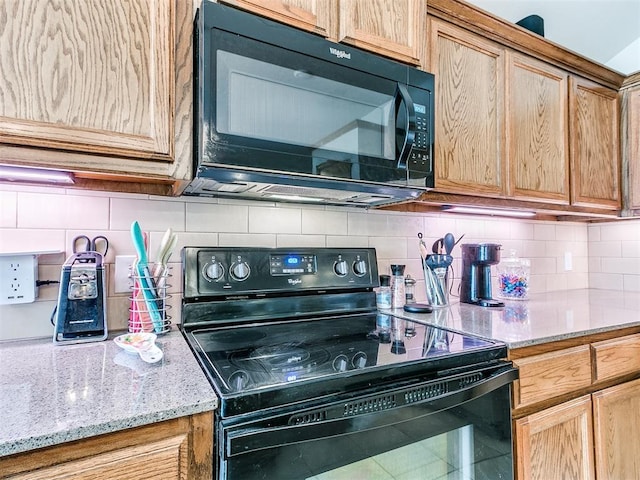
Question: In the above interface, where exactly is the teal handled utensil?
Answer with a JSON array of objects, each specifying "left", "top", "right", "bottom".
[{"left": 131, "top": 221, "right": 163, "bottom": 333}]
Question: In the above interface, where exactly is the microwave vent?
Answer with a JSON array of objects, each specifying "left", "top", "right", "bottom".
[{"left": 260, "top": 184, "right": 358, "bottom": 201}]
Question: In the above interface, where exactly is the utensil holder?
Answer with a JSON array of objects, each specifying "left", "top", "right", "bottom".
[
  {"left": 423, "top": 255, "right": 452, "bottom": 308},
  {"left": 128, "top": 264, "right": 172, "bottom": 334}
]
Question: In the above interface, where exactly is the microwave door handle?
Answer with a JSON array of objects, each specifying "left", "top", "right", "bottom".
[{"left": 394, "top": 83, "right": 416, "bottom": 170}]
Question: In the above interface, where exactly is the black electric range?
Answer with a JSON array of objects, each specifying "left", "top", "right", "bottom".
[{"left": 180, "top": 247, "right": 508, "bottom": 419}]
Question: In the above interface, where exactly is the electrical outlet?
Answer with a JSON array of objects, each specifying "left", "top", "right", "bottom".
[
  {"left": 564, "top": 252, "right": 573, "bottom": 271},
  {"left": 114, "top": 255, "right": 137, "bottom": 294},
  {"left": 0, "top": 255, "right": 37, "bottom": 305}
]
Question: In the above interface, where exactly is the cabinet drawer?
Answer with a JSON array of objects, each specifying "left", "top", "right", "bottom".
[
  {"left": 592, "top": 333, "right": 640, "bottom": 382},
  {"left": 513, "top": 345, "right": 592, "bottom": 408}
]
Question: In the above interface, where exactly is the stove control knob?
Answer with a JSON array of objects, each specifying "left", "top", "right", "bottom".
[
  {"left": 353, "top": 259, "right": 368, "bottom": 277},
  {"left": 230, "top": 261, "right": 250, "bottom": 281},
  {"left": 334, "top": 260, "right": 348, "bottom": 277},
  {"left": 203, "top": 261, "right": 225, "bottom": 282},
  {"left": 352, "top": 352, "right": 368, "bottom": 369},
  {"left": 332, "top": 354, "right": 349, "bottom": 372}
]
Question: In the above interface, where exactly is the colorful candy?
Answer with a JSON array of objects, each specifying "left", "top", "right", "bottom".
[{"left": 499, "top": 273, "right": 528, "bottom": 299}]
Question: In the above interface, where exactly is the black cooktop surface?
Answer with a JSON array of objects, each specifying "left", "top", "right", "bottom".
[{"left": 185, "top": 312, "right": 506, "bottom": 418}]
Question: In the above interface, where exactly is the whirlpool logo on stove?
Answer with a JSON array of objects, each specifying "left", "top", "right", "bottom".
[{"left": 288, "top": 278, "right": 302, "bottom": 285}]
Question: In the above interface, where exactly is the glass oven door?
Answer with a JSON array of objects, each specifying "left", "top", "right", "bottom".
[{"left": 217, "top": 363, "right": 517, "bottom": 480}]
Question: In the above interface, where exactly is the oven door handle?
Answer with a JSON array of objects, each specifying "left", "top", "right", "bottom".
[{"left": 226, "top": 364, "right": 518, "bottom": 457}]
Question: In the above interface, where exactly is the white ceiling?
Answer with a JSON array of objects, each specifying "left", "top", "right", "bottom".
[{"left": 464, "top": 0, "right": 640, "bottom": 75}]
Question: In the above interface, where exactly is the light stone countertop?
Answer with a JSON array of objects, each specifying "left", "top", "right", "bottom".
[
  {"left": 387, "top": 288, "right": 640, "bottom": 349},
  {"left": 0, "top": 330, "right": 218, "bottom": 457}
]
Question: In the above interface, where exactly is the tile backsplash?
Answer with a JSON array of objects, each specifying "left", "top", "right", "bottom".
[{"left": 1, "top": 183, "right": 638, "bottom": 340}]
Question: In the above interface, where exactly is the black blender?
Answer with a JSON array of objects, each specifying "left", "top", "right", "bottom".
[{"left": 460, "top": 243, "right": 504, "bottom": 307}]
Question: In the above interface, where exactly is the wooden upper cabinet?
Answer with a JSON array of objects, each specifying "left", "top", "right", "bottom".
[
  {"left": 0, "top": 0, "right": 174, "bottom": 161},
  {"left": 569, "top": 76, "right": 621, "bottom": 209},
  {"left": 592, "top": 378, "right": 640, "bottom": 480},
  {"left": 507, "top": 53, "right": 570, "bottom": 204},
  {"left": 338, "top": 0, "right": 425, "bottom": 66},
  {"left": 428, "top": 19, "right": 505, "bottom": 197},
  {"left": 624, "top": 87, "right": 640, "bottom": 211},
  {"left": 220, "top": 0, "right": 335, "bottom": 38},
  {"left": 515, "top": 395, "right": 595, "bottom": 480}
]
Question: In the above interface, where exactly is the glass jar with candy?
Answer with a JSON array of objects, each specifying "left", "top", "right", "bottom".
[{"left": 497, "top": 250, "right": 530, "bottom": 300}]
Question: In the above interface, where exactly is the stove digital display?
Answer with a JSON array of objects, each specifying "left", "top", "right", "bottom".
[{"left": 270, "top": 254, "right": 317, "bottom": 275}]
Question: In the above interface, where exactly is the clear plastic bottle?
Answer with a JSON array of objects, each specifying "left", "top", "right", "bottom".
[
  {"left": 376, "top": 275, "right": 392, "bottom": 309},
  {"left": 390, "top": 264, "right": 406, "bottom": 309},
  {"left": 497, "top": 250, "right": 531, "bottom": 300}
]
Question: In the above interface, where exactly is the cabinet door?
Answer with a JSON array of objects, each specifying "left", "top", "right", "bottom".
[
  {"left": 507, "top": 53, "right": 569, "bottom": 203},
  {"left": 221, "top": 0, "right": 334, "bottom": 38},
  {"left": 0, "top": 0, "right": 174, "bottom": 162},
  {"left": 515, "top": 395, "right": 595, "bottom": 480},
  {"left": 592, "top": 378, "right": 640, "bottom": 480},
  {"left": 338, "top": 0, "right": 425, "bottom": 66},
  {"left": 428, "top": 19, "right": 506, "bottom": 197},
  {"left": 626, "top": 88, "right": 640, "bottom": 211},
  {"left": 569, "top": 76, "right": 621, "bottom": 209},
  {"left": 0, "top": 413, "right": 213, "bottom": 479}
]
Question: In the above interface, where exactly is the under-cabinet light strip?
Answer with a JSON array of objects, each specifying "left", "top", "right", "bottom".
[
  {"left": 0, "top": 165, "right": 75, "bottom": 185},
  {"left": 443, "top": 205, "right": 536, "bottom": 218}
]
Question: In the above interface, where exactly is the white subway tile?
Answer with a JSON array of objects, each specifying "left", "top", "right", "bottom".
[
  {"left": 18, "top": 192, "right": 109, "bottom": 230},
  {"left": 302, "top": 209, "right": 348, "bottom": 235},
  {"left": 369, "top": 237, "right": 408, "bottom": 259},
  {"left": 0, "top": 228, "right": 66, "bottom": 253},
  {"left": 348, "top": 211, "right": 422, "bottom": 237},
  {"left": 546, "top": 273, "right": 568, "bottom": 291},
  {"left": 589, "top": 272, "right": 624, "bottom": 290},
  {"left": 186, "top": 203, "right": 248, "bottom": 233},
  {"left": 218, "top": 233, "right": 276, "bottom": 247},
  {"left": 110, "top": 198, "right": 185, "bottom": 231},
  {"left": 277, "top": 235, "right": 326, "bottom": 247},
  {"left": 589, "top": 241, "right": 622, "bottom": 257},
  {"left": 249, "top": 206, "right": 301, "bottom": 234},
  {"left": 0, "top": 191, "right": 17, "bottom": 227},
  {"left": 0, "top": 301, "right": 56, "bottom": 340},
  {"left": 588, "top": 225, "right": 601, "bottom": 242},
  {"left": 623, "top": 275, "right": 640, "bottom": 292},
  {"left": 510, "top": 221, "right": 534, "bottom": 240},
  {"left": 534, "top": 223, "right": 556, "bottom": 241},
  {"left": 326, "top": 236, "right": 369, "bottom": 248},
  {"left": 622, "top": 240, "right": 640, "bottom": 258}
]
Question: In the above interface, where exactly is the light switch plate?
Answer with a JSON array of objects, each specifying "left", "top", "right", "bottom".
[{"left": 114, "top": 255, "right": 136, "bottom": 294}]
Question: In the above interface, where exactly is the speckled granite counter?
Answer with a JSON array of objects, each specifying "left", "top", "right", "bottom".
[
  {"left": 386, "top": 289, "right": 640, "bottom": 349},
  {"left": 0, "top": 330, "right": 217, "bottom": 457}
]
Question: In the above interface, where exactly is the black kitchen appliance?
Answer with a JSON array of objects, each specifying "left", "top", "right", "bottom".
[
  {"left": 184, "top": 1, "right": 435, "bottom": 206},
  {"left": 53, "top": 251, "right": 108, "bottom": 344},
  {"left": 460, "top": 243, "right": 505, "bottom": 307},
  {"left": 181, "top": 247, "right": 518, "bottom": 479}
]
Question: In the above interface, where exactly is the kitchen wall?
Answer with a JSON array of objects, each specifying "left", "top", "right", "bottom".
[{"left": 3, "top": 182, "right": 631, "bottom": 341}]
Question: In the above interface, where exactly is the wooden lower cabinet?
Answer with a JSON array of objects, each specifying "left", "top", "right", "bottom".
[
  {"left": 0, "top": 412, "right": 213, "bottom": 480},
  {"left": 515, "top": 395, "right": 595, "bottom": 480},
  {"left": 593, "top": 378, "right": 640, "bottom": 480}
]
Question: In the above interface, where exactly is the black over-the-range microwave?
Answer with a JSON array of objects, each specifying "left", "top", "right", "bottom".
[{"left": 184, "top": 1, "right": 435, "bottom": 207}]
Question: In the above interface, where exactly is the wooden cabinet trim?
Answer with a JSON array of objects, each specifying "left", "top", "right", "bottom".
[
  {"left": 0, "top": 412, "right": 213, "bottom": 479},
  {"left": 515, "top": 394, "right": 595, "bottom": 480},
  {"left": 506, "top": 51, "right": 570, "bottom": 203},
  {"left": 592, "top": 333, "right": 640, "bottom": 382},
  {"left": 592, "top": 378, "right": 640, "bottom": 480},
  {"left": 512, "top": 345, "right": 592, "bottom": 409},
  {"left": 426, "top": 0, "right": 624, "bottom": 90},
  {"left": 569, "top": 76, "right": 621, "bottom": 209},
  {"left": 221, "top": 0, "right": 334, "bottom": 38},
  {"left": 428, "top": 18, "right": 507, "bottom": 197}
]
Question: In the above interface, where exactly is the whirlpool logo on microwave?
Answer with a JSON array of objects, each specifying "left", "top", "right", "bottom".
[
  {"left": 329, "top": 47, "right": 351, "bottom": 60},
  {"left": 288, "top": 278, "right": 303, "bottom": 285}
]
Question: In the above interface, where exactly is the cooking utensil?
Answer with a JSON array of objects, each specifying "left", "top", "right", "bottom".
[
  {"left": 418, "top": 233, "right": 429, "bottom": 261},
  {"left": 443, "top": 233, "right": 455, "bottom": 255},
  {"left": 130, "top": 221, "right": 163, "bottom": 333},
  {"left": 152, "top": 228, "right": 177, "bottom": 281},
  {"left": 432, "top": 238, "right": 444, "bottom": 254}
]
